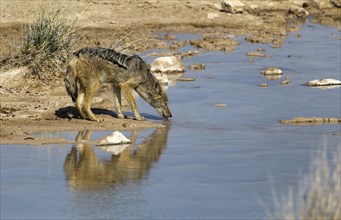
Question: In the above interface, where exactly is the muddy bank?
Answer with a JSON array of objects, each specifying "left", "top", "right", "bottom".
[
  {"left": 1, "top": 0, "right": 340, "bottom": 144},
  {"left": 1, "top": 0, "right": 340, "bottom": 57},
  {"left": 0, "top": 81, "right": 165, "bottom": 144}
]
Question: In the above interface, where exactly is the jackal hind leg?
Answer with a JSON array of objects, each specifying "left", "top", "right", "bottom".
[
  {"left": 119, "top": 80, "right": 145, "bottom": 121},
  {"left": 112, "top": 85, "right": 125, "bottom": 119},
  {"left": 82, "top": 81, "right": 103, "bottom": 122}
]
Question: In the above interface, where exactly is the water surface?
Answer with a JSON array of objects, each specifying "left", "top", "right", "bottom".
[{"left": 1, "top": 22, "right": 340, "bottom": 219}]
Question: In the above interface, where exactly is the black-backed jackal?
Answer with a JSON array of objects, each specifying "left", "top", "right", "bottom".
[{"left": 64, "top": 47, "right": 172, "bottom": 122}]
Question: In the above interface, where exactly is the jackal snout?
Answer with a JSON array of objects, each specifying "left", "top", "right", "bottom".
[
  {"left": 156, "top": 104, "right": 172, "bottom": 119},
  {"left": 147, "top": 89, "right": 172, "bottom": 119}
]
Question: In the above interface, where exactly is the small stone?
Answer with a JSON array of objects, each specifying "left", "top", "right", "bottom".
[
  {"left": 207, "top": 12, "right": 220, "bottom": 19},
  {"left": 188, "top": 63, "right": 206, "bottom": 70},
  {"left": 246, "top": 52, "right": 271, "bottom": 58},
  {"left": 176, "top": 77, "right": 196, "bottom": 82},
  {"left": 259, "top": 83, "right": 268, "bottom": 88},
  {"left": 280, "top": 77, "right": 291, "bottom": 85},
  {"left": 165, "top": 33, "right": 176, "bottom": 40},
  {"left": 288, "top": 6, "right": 309, "bottom": 18},
  {"left": 261, "top": 67, "right": 283, "bottom": 75},
  {"left": 214, "top": 103, "right": 226, "bottom": 108}
]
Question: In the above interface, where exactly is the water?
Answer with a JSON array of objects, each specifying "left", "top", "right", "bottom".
[{"left": 1, "top": 22, "right": 340, "bottom": 219}]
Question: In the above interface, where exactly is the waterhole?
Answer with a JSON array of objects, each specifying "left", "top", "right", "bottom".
[{"left": 1, "top": 22, "right": 340, "bottom": 219}]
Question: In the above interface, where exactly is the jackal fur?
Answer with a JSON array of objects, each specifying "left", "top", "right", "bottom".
[{"left": 64, "top": 47, "right": 172, "bottom": 121}]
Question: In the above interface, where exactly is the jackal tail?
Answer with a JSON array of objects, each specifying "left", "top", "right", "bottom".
[{"left": 64, "top": 60, "right": 78, "bottom": 103}]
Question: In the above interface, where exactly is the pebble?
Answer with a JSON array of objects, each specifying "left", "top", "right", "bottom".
[
  {"left": 246, "top": 52, "right": 271, "bottom": 58},
  {"left": 280, "top": 77, "right": 291, "bottom": 85},
  {"left": 214, "top": 103, "right": 226, "bottom": 108},
  {"left": 176, "top": 77, "right": 196, "bottom": 82},
  {"left": 261, "top": 67, "right": 283, "bottom": 75},
  {"left": 188, "top": 63, "right": 206, "bottom": 70}
]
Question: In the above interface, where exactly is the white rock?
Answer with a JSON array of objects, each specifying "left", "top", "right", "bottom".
[
  {"left": 305, "top": 78, "right": 341, "bottom": 86},
  {"left": 221, "top": 0, "right": 245, "bottom": 14},
  {"left": 207, "top": 12, "right": 220, "bottom": 19},
  {"left": 150, "top": 56, "right": 184, "bottom": 73},
  {"left": 96, "top": 131, "right": 131, "bottom": 146}
]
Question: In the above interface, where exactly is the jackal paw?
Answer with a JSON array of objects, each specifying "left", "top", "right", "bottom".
[
  {"left": 117, "top": 113, "right": 125, "bottom": 119},
  {"left": 96, "top": 118, "right": 104, "bottom": 122},
  {"left": 136, "top": 116, "right": 145, "bottom": 121}
]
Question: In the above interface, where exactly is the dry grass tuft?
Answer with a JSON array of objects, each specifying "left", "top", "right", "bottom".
[
  {"left": 0, "top": 5, "right": 77, "bottom": 82},
  {"left": 22, "top": 7, "right": 76, "bottom": 60},
  {"left": 270, "top": 146, "right": 340, "bottom": 220},
  {"left": 20, "top": 6, "right": 77, "bottom": 80}
]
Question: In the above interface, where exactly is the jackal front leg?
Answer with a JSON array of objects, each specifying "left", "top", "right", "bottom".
[
  {"left": 119, "top": 80, "right": 145, "bottom": 121},
  {"left": 82, "top": 81, "right": 103, "bottom": 122},
  {"left": 112, "top": 85, "right": 125, "bottom": 119}
]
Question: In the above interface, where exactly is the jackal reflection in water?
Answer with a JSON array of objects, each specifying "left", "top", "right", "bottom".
[{"left": 63, "top": 126, "right": 169, "bottom": 191}]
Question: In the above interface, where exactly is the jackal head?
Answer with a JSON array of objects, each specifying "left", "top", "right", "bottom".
[{"left": 135, "top": 80, "right": 172, "bottom": 119}]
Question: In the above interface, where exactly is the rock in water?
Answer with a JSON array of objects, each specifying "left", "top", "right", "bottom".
[
  {"left": 214, "top": 103, "right": 226, "bottom": 108},
  {"left": 188, "top": 63, "right": 206, "bottom": 70},
  {"left": 150, "top": 56, "right": 184, "bottom": 73},
  {"left": 246, "top": 52, "right": 271, "bottom": 58},
  {"left": 280, "top": 77, "right": 291, "bottom": 85},
  {"left": 279, "top": 117, "right": 341, "bottom": 124},
  {"left": 261, "top": 67, "right": 283, "bottom": 75},
  {"left": 305, "top": 78, "right": 341, "bottom": 86},
  {"left": 96, "top": 131, "right": 131, "bottom": 146}
]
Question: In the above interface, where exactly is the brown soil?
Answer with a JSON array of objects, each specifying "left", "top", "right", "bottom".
[{"left": 0, "top": 0, "right": 340, "bottom": 144}]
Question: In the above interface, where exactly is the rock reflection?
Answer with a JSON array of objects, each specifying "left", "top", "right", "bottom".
[
  {"left": 64, "top": 126, "right": 169, "bottom": 191},
  {"left": 153, "top": 72, "right": 184, "bottom": 90}
]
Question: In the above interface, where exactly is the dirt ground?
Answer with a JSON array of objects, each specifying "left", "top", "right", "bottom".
[{"left": 0, "top": 0, "right": 340, "bottom": 144}]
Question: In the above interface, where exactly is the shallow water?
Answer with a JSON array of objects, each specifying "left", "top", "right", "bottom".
[{"left": 1, "top": 22, "right": 340, "bottom": 219}]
